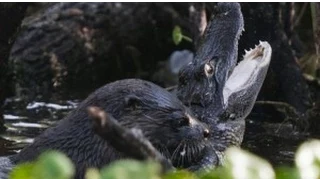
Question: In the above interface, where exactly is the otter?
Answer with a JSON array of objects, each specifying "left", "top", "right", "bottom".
[{"left": 5, "top": 79, "right": 209, "bottom": 178}]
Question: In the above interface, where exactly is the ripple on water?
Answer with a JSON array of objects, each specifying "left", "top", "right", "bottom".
[
  {"left": 3, "top": 115, "right": 27, "bottom": 120},
  {"left": 26, "top": 101, "right": 78, "bottom": 110},
  {"left": 1, "top": 99, "right": 79, "bottom": 155},
  {"left": 9, "top": 122, "right": 48, "bottom": 128}
]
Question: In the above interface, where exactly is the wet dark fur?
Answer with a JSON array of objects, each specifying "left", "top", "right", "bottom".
[{"left": 10, "top": 79, "right": 208, "bottom": 178}]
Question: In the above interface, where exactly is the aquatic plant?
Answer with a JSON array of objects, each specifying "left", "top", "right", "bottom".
[{"left": 9, "top": 139, "right": 320, "bottom": 179}]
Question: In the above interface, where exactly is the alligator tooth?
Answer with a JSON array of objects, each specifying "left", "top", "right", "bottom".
[
  {"left": 244, "top": 50, "right": 249, "bottom": 54},
  {"left": 259, "top": 40, "right": 263, "bottom": 44}
]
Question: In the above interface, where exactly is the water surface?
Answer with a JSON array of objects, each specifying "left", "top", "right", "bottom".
[{"left": 0, "top": 98, "right": 313, "bottom": 167}]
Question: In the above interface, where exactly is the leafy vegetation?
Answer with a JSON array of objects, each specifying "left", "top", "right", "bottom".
[
  {"left": 9, "top": 139, "right": 320, "bottom": 179},
  {"left": 10, "top": 151, "right": 74, "bottom": 179},
  {"left": 172, "top": 26, "right": 192, "bottom": 45}
]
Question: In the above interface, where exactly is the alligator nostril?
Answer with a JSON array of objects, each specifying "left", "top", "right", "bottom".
[{"left": 203, "top": 129, "right": 210, "bottom": 138}]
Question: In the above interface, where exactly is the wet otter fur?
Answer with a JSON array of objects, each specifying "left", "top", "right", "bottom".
[{"left": 10, "top": 79, "right": 209, "bottom": 178}]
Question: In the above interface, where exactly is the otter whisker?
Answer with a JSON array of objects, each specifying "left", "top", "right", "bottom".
[
  {"left": 171, "top": 140, "right": 186, "bottom": 167},
  {"left": 188, "top": 144, "right": 195, "bottom": 165},
  {"left": 185, "top": 145, "right": 190, "bottom": 165},
  {"left": 156, "top": 144, "right": 170, "bottom": 160},
  {"left": 171, "top": 141, "right": 182, "bottom": 161},
  {"left": 180, "top": 144, "right": 187, "bottom": 167},
  {"left": 191, "top": 145, "right": 196, "bottom": 162}
]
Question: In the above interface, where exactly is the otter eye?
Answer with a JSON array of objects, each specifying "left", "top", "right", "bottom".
[
  {"left": 229, "top": 113, "right": 236, "bottom": 121},
  {"left": 204, "top": 64, "right": 213, "bottom": 74},
  {"left": 178, "top": 117, "right": 190, "bottom": 126},
  {"left": 124, "top": 95, "right": 142, "bottom": 110}
]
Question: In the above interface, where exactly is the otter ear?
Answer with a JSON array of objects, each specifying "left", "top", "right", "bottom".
[{"left": 124, "top": 94, "right": 142, "bottom": 109}]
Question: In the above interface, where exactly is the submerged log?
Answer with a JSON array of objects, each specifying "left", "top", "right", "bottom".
[
  {"left": 0, "top": 2, "right": 29, "bottom": 131},
  {"left": 10, "top": 2, "right": 197, "bottom": 102}
]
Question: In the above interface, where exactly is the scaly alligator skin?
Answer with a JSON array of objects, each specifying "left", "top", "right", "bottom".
[{"left": 177, "top": 3, "right": 272, "bottom": 170}]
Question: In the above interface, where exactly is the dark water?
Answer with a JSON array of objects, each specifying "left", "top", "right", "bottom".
[
  {"left": 0, "top": 97, "right": 312, "bottom": 167},
  {"left": 242, "top": 120, "right": 311, "bottom": 167},
  {"left": 0, "top": 98, "right": 80, "bottom": 155}
]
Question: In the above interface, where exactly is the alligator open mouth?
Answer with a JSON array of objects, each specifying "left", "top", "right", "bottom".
[{"left": 223, "top": 41, "right": 272, "bottom": 108}]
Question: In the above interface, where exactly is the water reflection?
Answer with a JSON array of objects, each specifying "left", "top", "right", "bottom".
[{"left": 1, "top": 98, "right": 80, "bottom": 156}]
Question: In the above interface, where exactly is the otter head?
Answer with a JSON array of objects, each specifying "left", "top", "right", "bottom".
[
  {"left": 120, "top": 94, "right": 210, "bottom": 168},
  {"left": 177, "top": 2, "right": 244, "bottom": 112}
]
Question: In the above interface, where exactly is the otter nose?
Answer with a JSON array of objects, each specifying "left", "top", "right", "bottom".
[{"left": 203, "top": 129, "right": 210, "bottom": 138}]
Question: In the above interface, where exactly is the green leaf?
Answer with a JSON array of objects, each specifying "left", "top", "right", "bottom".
[
  {"left": 9, "top": 150, "right": 75, "bottom": 179},
  {"left": 197, "top": 166, "right": 228, "bottom": 179},
  {"left": 295, "top": 139, "right": 320, "bottom": 178},
  {"left": 224, "top": 147, "right": 275, "bottom": 178},
  {"left": 275, "top": 166, "right": 300, "bottom": 179},
  {"left": 181, "top": 35, "right": 193, "bottom": 43},
  {"left": 100, "top": 159, "right": 161, "bottom": 179},
  {"left": 163, "top": 169, "right": 197, "bottom": 179},
  {"left": 33, "top": 151, "right": 75, "bottom": 178},
  {"left": 85, "top": 168, "right": 101, "bottom": 179},
  {"left": 172, "top": 26, "right": 183, "bottom": 45},
  {"left": 9, "top": 163, "right": 35, "bottom": 179}
]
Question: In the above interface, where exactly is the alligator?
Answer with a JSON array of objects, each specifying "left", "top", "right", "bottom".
[{"left": 177, "top": 2, "right": 272, "bottom": 170}]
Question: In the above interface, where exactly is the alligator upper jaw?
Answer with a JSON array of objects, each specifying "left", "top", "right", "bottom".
[
  {"left": 176, "top": 2, "right": 244, "bottom": 109},
  {"left": 223, "top": 41, "right": 272, "bottom": 115},
  {"left": 194, "top": 2, "right": 244, "bottom": 71}
]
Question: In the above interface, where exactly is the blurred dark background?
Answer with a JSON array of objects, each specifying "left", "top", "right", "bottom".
[{"left": 0, "top": 2, "right": 319, "bottom": 166}]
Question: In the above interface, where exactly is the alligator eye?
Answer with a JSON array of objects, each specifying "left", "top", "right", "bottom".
[
  {"left": 204, "top": 59, "right": 216, "bottom": 78},
  {"left": 204, "top": 64, "right": 213, "bottom": 75},
  {"left": 178, "top": 117, "right": 190, "bottom": 126}
]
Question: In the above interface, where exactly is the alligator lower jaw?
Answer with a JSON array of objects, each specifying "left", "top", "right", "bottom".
[
  {"left": 242, "top": 41, "right": 272, "bottom": 66},
  {"left": 223, "top": 41, "right": 272, "bottom": 106}
]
